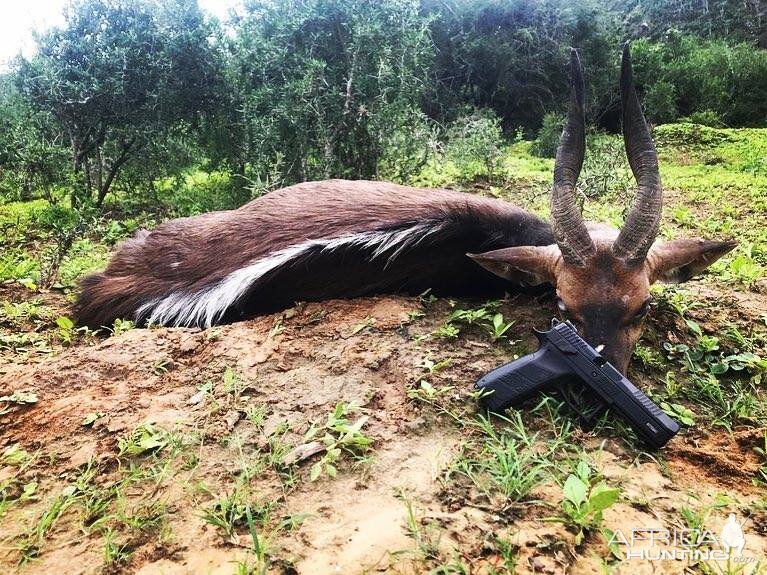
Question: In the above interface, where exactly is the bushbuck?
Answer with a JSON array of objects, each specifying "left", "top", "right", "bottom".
[{"left": 75, "top": 45, "right": 735, "bottom": 373}]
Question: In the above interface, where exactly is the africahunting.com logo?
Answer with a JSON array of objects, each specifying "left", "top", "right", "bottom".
[{"left": 607, "top": 514, "right": 758, "bottom": 562}]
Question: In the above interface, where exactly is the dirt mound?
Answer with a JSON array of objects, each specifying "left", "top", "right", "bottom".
[{"left": 1, "top": 294, "right": 766, "bottom": 574}]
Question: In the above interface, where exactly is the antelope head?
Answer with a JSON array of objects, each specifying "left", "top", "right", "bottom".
[{"left": 470, "top": 45, "right": 736, "bottom": 373}]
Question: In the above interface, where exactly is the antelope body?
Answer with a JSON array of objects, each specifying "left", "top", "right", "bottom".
[{"left": 76, "top": 46, "right": 735, "bottom": 373}]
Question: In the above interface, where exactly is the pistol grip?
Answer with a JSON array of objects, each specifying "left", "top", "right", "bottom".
[{"left": 476, "top": 343, "right": 571, "bottom": 412}]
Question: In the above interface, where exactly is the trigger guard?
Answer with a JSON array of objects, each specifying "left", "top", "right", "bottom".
[{"left": 532, "top": 328, "right": 547, "bottom": 345}]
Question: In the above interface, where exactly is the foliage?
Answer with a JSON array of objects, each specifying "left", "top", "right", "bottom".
[
  {"left": 304, "top": 402, "right": 372, "bottom": 480},
  {"left": 631, "top": 36, "right": 767, "bottom": 127},
  {"left": 559, "top": 461, "right": 620, "bottom": 545},
  {"left": 219, "top": 0, "right": 433, "bottom": 186},
  {"left": 14, "top": 0, "right": 222, "bottom": 206},
  {"left": 579, "top": 133, "right": 632, "bottom": 199},
  {"left": 117, "top": 424, "right": 170, "bottom": 458},
  {"left": 0, "top": 0, "right": 764, "bottom": 213},
  {"left": 530, "top": 114, "right": 564, "bottom": 159},
  {"left": 444, "top": 109, "right": 505, "bottom": 181},
  {"left": 450, "top": 412, "right": 554, "bottom": 502},
  {"left": 0, "top": 79, "right": 69, "bottom": 202},
  {"left": 679, "top": 110, "right": 724, "bottom": 128}
]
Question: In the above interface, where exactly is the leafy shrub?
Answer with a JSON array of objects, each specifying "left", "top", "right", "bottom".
[
  {"left": 652, "top": 123, "right": 734, "bottom": 151},
  {"left": 645, "top": 80, "right": 678, "bottom": 125},
  {"left": 376, "top": 107, "right": 438, "bottom": 183},
  {"left": 0, "top": 249, "right": 38, "bottom": 283},
  {"left": 678, "top": 110, "right": 724, "bottom": 128},
  {"left": 632, "top": 36, "right": 767, "bottom": 127},
  {"left": 444, "top": 109, "right": 505, "bottom": 181},
  {"left": 58, "top": 239, "right": 110, "bottom": 288},
  {"left": 579, "top": 133, "right": 632, "bottom": 199},
  {"left": 530, "top": 113, "right": 564, "bottom": 159},
  {"left": 158, "top": 170, "right": 239, "bottom": 217},
  {"left": 560, "top": 461, "right": 620, "bottom": 545}
]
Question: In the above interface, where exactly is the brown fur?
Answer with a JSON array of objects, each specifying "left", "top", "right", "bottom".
[{"left": 75, "top": 180, "right": 553, "bottom": 328}]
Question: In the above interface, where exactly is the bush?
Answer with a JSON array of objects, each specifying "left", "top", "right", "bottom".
[
  {"left": 157, "top": 170, "right": 239, "bottom": 217},
  {"left": 679, "top": 110, "right": 724, "bottom": 128},
  {"left": 632, "top": 37, "right": 767, "bottom": 128},
  {"left": 579, "top": 133, "right": 632, "bottom": 199},
  {"left": 376, "top": 107, "right": 438, "bottom": 184},
  {"left": 652, "top": 123, "right": 734, "bottom": 151},
  {"left": 444, "top": 109, "right": 505, "bottom": 181},
  {"left": 530, "top": 113, "right": 564, "bottom": 159},
  {"left": 645, "top": 80, "right": 678, "bottom": 125}
]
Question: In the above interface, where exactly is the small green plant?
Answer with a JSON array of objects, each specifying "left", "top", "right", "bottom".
[
  {"left": 433, "top": 323, "right": 460, "bottom": 339},
  {"left": 559, "top": 461, "right": 620, "bottom": 545},
  {"left": 0, "top": 390, "right": 38, "bottom": 414},
  {"left": 151, "top": 357, "right": 172, "bottom": 375},
  {"left": 407, "top": 380, "right": 455, "bottom": 403},
  {"left": 118, "top": 424, "right": 169, "bottom": 458},
  {"left": 418, "top": 357, "right": 452, "bottom": 374},
  {"left": 234, "top": 505, "right": 271, "bottom": 575},
  {"left": 17, "top": 479, "right": 86, "bottom": 562},
  {"left": 435, "top": 303, "right": 513, "bottom": 342},
  {"left": 82, "top": 412, "right": 106, "bottom": 426},
  {"left": 486, "top": 313, "right": 515, "bottom": 341},
  {"left": 725, "top": 252, "right": 764, "bottom": 289},
  {"left": 55, "top": 316, "right": 75, "bottom": 345},
  {"left": 0, "top": 300, "right": 45, "bottom": 323},
  {"left": 633, "top": 344, "right": 665, "bottom": 369},
  {"left": 450, "top": 413, "right": 551, "bottom": 502},
  {"left": 304, "top": 402, "right": 373, "bottom": 481},
  {"left": 201, "top": 494, "right": 271, "bottom": 539},
  {"left": 400, "top": 491, "right": 442, "bottom": 562},
  {"left": 102, "top": 527, "right": 132, "bottom": 567},
  {"left": 351, "top": 316, "right": 376, "bottom": 334},
  {"left": 660, "top": 402, "right": 696, "bottom": 426},
  {"left": 110, "top": 318, "right": 134, "bottom": 336},
  {"left": 664, "top": 371, "right": 682, "bottom": 396},
  {"left": 1, "top": 443, "right": 33, "bottom": 466}
]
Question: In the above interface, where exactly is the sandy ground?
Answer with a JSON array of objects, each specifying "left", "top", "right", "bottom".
[{"left": 1, "top": 290, "right": 766, "bottom": 574}]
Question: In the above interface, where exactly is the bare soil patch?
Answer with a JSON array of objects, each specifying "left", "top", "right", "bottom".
[{"left": 1, "top": 293, "right": 766, "bottom": 574}]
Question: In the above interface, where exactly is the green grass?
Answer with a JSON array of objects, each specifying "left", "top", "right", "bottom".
[{"left": 448, "top": 409, "right": 570, "bottom": 503}]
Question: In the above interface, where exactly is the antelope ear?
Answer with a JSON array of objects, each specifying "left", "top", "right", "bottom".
[
  {"left": 467, "top": 245, "right": 560, "bottom": 286},
  {"left": 647, "top": 238, "right": 737, "bottom": 284}
]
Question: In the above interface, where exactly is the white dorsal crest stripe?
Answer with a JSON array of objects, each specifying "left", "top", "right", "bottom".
[{"left": 136, "top": 221, "right": 444, "bottom": 328}]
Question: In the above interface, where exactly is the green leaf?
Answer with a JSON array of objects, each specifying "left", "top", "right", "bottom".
[
  {"left": 0, "top": 390, "right": 38, "bottom": 405},
  {"left": 563, "top": 474, "right": 588, "bottom": 506},
  {"left": 82, "top": 412, "right": 105, "bottom": 426},
  {"left": 309, "top": 462, "right": 322, "bottom": 481},
  {"left": 602, "top": 528, "right": 624, "bottom": 559},
  {"left": 18, "top": 278, "right": 37, "bottom": 291},
  {"left": 56, "top": 316, "right": 74, "bottom": 330},
  {"left": 709, "top": 362, "right": 728, "bottom": 375},
  {"left": 575, "top": 461, "right": 590, "bottom": 482},
  {"left": 660, "top": 402, "right": 696, "bottom": 426},
  {"left": 685, "top": 319, "right": 702, "bottom": 336},
  {"left": 21, "top": 481, "right": 38, "bottom": 500},
  {"left": 588, "top": 483, "right": 620, "bottom": 513}
]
